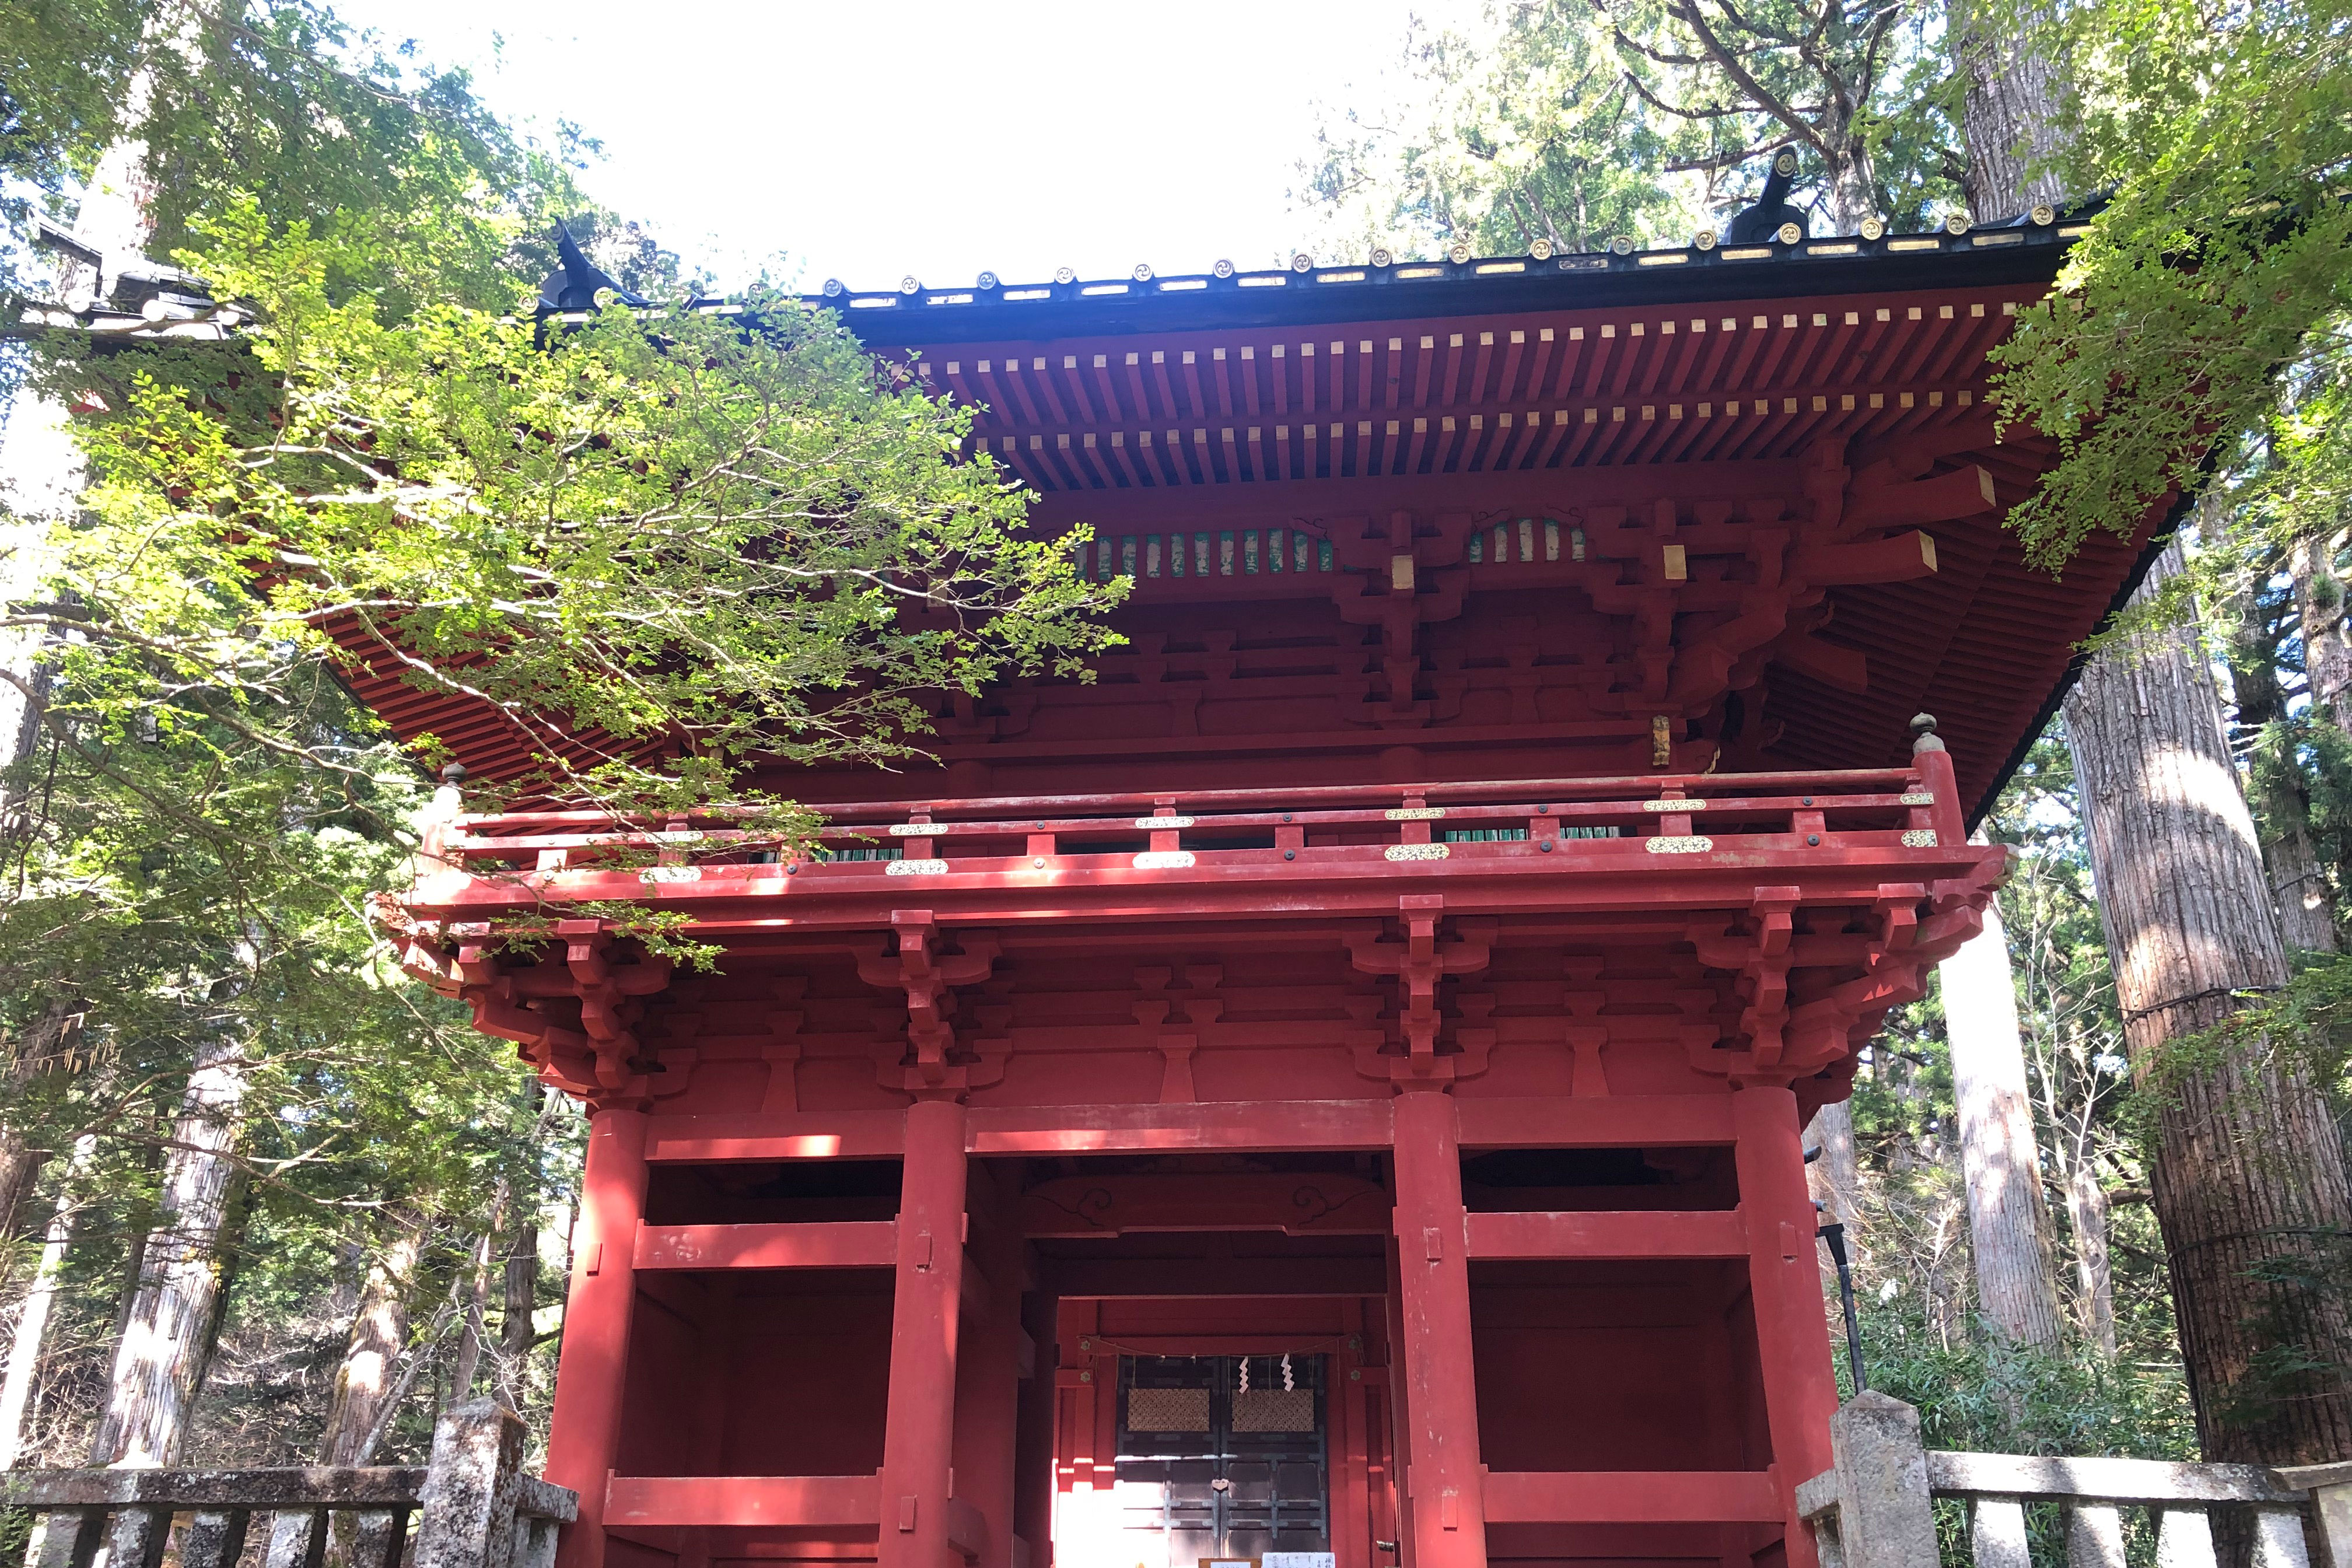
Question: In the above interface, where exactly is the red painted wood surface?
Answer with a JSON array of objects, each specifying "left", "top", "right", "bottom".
[
  {"left": 1462, "top": 1209, "right": 1749, "bottom": 1259},
  {"left": 1480, "top": 1470, "right": 1783, "bottom": 1524},
  {"left": 605, "top": 1475, "right": 880, "bottom": 1528},
  {"left": 633, "top": 1221, "right": 897, "bottom": 1272},
  {"left": 545, "top": 1111, "right": 646, "bottom": 1568}
]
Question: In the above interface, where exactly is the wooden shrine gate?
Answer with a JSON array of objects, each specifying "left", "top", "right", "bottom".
[{"left": 369, "top": 206, "right": 2183, "bottom": 1568}]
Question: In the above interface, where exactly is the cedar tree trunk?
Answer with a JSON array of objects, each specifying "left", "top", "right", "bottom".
[
  {"left": 87, "top": 1032, "right": 246, "bottom": 1466},
  {"left": 1952, "top": 0, "right": 2070, "bottom": 222},
  {"left": 1806, "top": 1101, "right": 1861, "bottom": 1230},
  {"left": 317, "top": 1213, "right": 425, "bottom": 1465},
  {"left": 1941, "top": 881, "right": 2066, "bottom": 1345},
  {"left": 2064, "top": 1157, "right": 2120, "bottom": 1355},
  {"left": 0, "top": 1132, "right": 94, "bottom": 1466},
  {"left": 2063, "top": 540, "right": 2352, "bottom": 1462}
]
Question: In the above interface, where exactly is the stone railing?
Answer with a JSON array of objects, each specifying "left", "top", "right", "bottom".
[
  {"left": 1, "top": 1402, "right": 572, "bottom": 1568},
  {"left": 1800, "top": 1392, "right": 2352, "bottom": 1568}
]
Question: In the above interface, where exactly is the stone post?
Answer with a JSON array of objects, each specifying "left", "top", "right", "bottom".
[
  {"left": 1822, "top": 1392, "right": 1938, "bottom": 1568},
  {"left": 2278, "top": 1463, "right": 2352, "bottom": 1568},
  {"left": 416, "top": 1399, "right": 530, "bottom": 1568}
]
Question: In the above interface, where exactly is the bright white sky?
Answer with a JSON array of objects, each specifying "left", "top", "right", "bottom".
[{"left": 326, "top": 0, "right": 1448, "bottom": 293}]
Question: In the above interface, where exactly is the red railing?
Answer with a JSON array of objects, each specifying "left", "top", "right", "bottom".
[{"left": 427, "top": 758, "right": 1966, "bottom": 883}]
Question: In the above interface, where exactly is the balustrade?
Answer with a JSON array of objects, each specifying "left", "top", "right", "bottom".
[
  {"left": 1, "top": 1403, "right": 573, "bottom": 1568},
  {"left": 427, "top": 758, "right": 1965, "bottom": 886},
  {"left": 1798, "top": 1392, "right": 2352, "bottom": 1568}
]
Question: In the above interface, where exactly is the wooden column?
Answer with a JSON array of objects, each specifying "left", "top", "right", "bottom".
[
  {"left": 548, "top": 1108, "right": 650, "bottom": 1568},
  {"left": 1012, "top": 1286, "right": 1059, "bottom": 1568},
  {"left": 1382, "top": 1248, "right": 1416, "bottom": 1564},
  {"left": 1732, "top": 1086, "right": 1839, "bottom": 1568},
  {"left": 1390, "top": 1088, "right": 1486, "bottom": 1568},
  {"left": 880, "top": 1097, "right": 970, "bottom": 1568},
  {"left": 1332, "top": 1304, "right": 1375, "bottom": 1568},
  {"left": 953, "top": 1162, "right": 1025, "bottom": 1568}
]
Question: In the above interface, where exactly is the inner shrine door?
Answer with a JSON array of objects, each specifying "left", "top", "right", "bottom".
[{"left": 1116, "top": 1353, "right": 1331, "bottom": 1564}]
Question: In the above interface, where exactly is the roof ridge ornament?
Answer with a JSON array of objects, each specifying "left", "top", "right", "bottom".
[
  {"left": 1726, "top": 148, "right": 1811, "bottom": 246},
  {"left": 538, "top": 219, "right": 648, "bottom": 314}
]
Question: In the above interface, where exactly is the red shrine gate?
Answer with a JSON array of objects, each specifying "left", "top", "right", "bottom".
[{"left": 375, "top": 217, "right": 2167, "bottom": 1568}]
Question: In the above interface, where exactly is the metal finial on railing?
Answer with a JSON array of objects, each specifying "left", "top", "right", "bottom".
[{"left": 1909, "top": 713, "right": 1945, "bottom": 755}]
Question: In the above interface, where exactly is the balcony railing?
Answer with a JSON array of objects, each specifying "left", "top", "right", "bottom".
[{"left": 425, "top": 753, "right": 1968, "bottom": 892}]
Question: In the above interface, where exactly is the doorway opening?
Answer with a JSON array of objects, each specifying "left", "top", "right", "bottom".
[{"left": 1115, "top": 1353, "right": 1330, "bottom": 1564}]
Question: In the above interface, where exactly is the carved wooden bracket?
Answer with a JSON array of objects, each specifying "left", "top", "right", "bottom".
[
  {"left": 856, "top": 910, "right": 1002, "bottom": 1097},
  {"left": 1346, "top": 895, "right": 1496, "bottom": 1084}
]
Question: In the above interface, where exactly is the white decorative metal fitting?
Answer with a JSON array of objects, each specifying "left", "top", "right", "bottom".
[
  {"left": 1646, "top": 836, "right": 1714, "bottom": 854},
  {"left": 1135, "top": 816, "right": 1196, "bottom": 829},
  {"left": 1133, "top": 850, "right": 1196, "bottom": 870},
  {"left": 888, "top": 823, "right": 942, "bottom": 836},
  {"left": 1385, "top": 806, "right": 1446, "bottom": 821},
  {"left": 886, "top": 859, "right": 951, "bottom": 876},
  {"left": 639, "top": 866, "right": 702, "bottom": 883},
  {"left": 1898, "top": 792, "right": 1936, "bottom": 806},
  {"left": 1642, "top": 799, "right": 1708, "bottom": 812},
  {"left": 654, "top": 828, "right": 705, "bottom": 842},
  {"left": 1901, "top": 830, "right": 1941, "bottom": 848},
  {"left": 1385, "top": 843, "right": 1450, "bottom": 862}
]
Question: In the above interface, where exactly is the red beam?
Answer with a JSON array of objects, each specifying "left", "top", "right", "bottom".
[
  {"left": 1454, "top": 1094, "right": 1732, "bottom": 1149},
  {"left": 1037, "top": 1254, "right": 1387, "bottom": 1298},
  {"left": 968, "top": 1098, "right": 1393, "bottom": 1154},
  {"left": 645, "top": 1110, "right": 907, "bottom": 1164},
  {"left": 1463, "top": 1209, "right": 1747, "bottom": 1260},
  {"left": 1480, "top": 1470, "right": 1783, "bottom": 1524},
  {"left": 604, "top": 1474, "right": 881, "bottom": 1528},
  {"left": 633, "top": 1222, "right": 897, "bottom": 1272}
]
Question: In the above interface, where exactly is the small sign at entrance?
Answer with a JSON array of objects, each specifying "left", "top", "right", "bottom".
[{"left": 1264, "top": 1555, "right": 1336, "bottom": 1568}]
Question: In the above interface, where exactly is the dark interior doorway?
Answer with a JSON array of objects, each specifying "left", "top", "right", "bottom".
[{"left": 1115, "top": 1353, "right": 1331, "bottom": 1564}]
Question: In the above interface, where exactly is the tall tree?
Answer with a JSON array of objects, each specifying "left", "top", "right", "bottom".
[
  {"left": 1947, "top": 0, "right": 2067, "bottom": 222},
  {"left": 1940, "top": 875, "right": 2066, "bottom": 1347},
  {"left": 315, "top": 1210, "right": 424, "bottom": 1465},
  {"left": 85, "top": 1030, "right": 246, "bottom": 1465},
  {"left": 2062, "top": 540, "right": 2352, "bottom": 1462}
]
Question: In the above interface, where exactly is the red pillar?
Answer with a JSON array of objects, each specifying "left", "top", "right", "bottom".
[
  {"left": 1391, "top": 1088, "right": 1486, "bottom": 1568},
  {"left": 1732, "top": 1084, "right": 1840, "bottom": 1568},
  {"left": 953, "top": 1163, "right": 1026, "bottom": 1568},
  {"left": 880, "top": 1097, "right": 970, "bottom": 1568},
  {"left": 548, "top": 1107, "right": 650, "bottom": 1568}
]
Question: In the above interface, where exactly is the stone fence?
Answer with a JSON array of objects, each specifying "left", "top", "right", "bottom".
[
  {"left": 1801, "top": 1391, "right": 2352, "bottom": 1568},
  {"left": 0, "top": 1402, "right": 573, "bottom": 1568}
]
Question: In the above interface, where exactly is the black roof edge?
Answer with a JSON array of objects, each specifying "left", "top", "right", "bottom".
[
  {"left": 814, "top": 229, "right": 2091, "bottom": 348},
  {"left": 533, "top": 200, "right": 2105, "bottom": 347}
]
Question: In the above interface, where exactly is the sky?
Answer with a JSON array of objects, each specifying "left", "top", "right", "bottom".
[{"left": 324, "top": 0, "right": 1445, "bottom": 294}]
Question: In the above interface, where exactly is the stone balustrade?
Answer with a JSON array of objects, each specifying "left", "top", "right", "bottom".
[
  {"left": 0, "top": 1402, "right": 572, "bottom": 1568},
  {"left": 1799, "top": 1391, "right": 2352, "bottom": 1568}
]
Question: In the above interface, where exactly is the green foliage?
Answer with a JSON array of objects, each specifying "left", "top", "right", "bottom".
[
  {"left": 34, "top": 198, "right": 1123, "bottom": 816},
  {"left": 1986, "top": 0, "right": 2352, "bottom": 573},
  {"left": 1854, "top": 1292, "right": 2196, "bottom": 1457}
]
